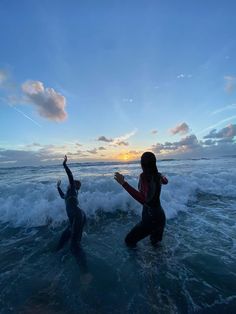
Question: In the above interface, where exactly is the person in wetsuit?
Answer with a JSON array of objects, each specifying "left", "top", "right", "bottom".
[
  {"left": 56, "top": 155, "right": 86, "bottom": 252},
  {"left": 114, "top": 152, "right": 168, "bottom": 247}
]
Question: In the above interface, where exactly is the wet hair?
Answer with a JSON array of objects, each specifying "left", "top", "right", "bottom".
[
  {"left": 75, "top": 180, "right": 81, "bottom": 190},
  {"left": 141, "top": 152, "right": 159, "bottom": 181}
]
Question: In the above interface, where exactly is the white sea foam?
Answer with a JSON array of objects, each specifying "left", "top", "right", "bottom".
[{"left": 0, "top": 158, "right": 235, "bottom": 227}]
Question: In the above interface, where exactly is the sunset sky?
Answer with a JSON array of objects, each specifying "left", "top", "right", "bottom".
[{"left": 0, "top": 0, "right": 236, "bottom": 166}]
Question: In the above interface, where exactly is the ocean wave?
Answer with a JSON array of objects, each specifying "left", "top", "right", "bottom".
[{"left": 0, "top": 159, "right": 235, "bottom": 227}]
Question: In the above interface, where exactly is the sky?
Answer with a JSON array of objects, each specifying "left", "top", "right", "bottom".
[{"left": 0, "top": 0, "right": 236, "bottom": 166}]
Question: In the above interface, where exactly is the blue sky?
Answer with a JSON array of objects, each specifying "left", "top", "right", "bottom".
[{"left": 0, "top": 0, "right": 236, "bottom": 165}]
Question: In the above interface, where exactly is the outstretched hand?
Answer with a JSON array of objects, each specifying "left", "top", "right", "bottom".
[
  {"left": 57, "top": 180, "right": 61, "bottom": 188},
  {"left": 63, "top": 155, "right": 67, "bottom": 165},
  {"left": 114, "top": 172, "right": 125, "bottom": 185}
]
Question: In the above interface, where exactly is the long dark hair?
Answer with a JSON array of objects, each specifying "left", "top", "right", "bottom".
[{"left": 141, "top": 152, "right": 159, "bottom": 182}]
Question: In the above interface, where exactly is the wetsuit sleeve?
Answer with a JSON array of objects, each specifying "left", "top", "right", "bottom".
[
  {"left": 57, "top": 187, "right": 65, "bottom": 199},
  {"left": 63, "top": 162, "right": 75, "bottom": 189},
  {"left": 160, "top": 174, "right": 168, "bottom": 185},
  {"left": 122, "top": 181, "right": 146, "bottom": 205}
]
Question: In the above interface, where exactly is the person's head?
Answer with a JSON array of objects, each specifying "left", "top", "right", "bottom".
[
  {"left": 75, "top": 180, "right": 81, "bottom": 191},
  {"left": 141, "top": 152, "right": 158, "bottom": 179}
]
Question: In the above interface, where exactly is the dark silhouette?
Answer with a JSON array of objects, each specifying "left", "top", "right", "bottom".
[
  {"left": 56, "top": 155, "right": 88, "bottom": 272},
  {"left": 114, "top": 152, "right": 168, "bottom": 247}
]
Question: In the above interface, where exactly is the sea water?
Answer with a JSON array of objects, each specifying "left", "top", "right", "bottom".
[{"left": 0, "top": 158, "right": 235, "bottom": 313}]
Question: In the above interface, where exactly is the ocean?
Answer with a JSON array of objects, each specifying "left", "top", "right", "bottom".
[{"left": 0, "top": 157, "right": 235, "bottom": 314}]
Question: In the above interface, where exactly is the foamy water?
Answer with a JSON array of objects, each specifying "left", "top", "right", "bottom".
[
  {"left": 0, "top": 158, "right": 235, "bottom": 313},
  {"left": 1, "top": 158, "right": 235, "bottom": 227}
]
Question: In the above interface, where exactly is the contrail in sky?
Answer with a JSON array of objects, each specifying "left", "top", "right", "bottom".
[
  {"left": 197, "top": 115, "right": 236, "bottom": 135},
  {"left": 8, "top": 104, "right": 42, "bottom": 127}
]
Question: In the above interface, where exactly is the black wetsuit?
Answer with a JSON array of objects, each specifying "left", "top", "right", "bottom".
[
  {"left": 122, "top": 172, "right": 167, "bottom": 246},
  {"left": 57, "top": 163, "right": 86, "bottom": 251}
]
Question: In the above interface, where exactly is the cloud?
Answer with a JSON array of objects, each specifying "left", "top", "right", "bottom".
[
  {"left": 224, "top": 76, "right": 236, "bottom": 93},
  {"left": 113, "top": 129, "right": 137, "bottom": 144},
  {"left": 202, "top": 139, "right": 216, "bottom": 146},
  {"left": 211, "top": 104, "right": 236, "bottom": 115},
  {"left": 97, "top": 136, "right": 113, "bottom": 143},
  {"left": 152, "top": 134, "right": 199, "bottom": 155},
  {"left": 87, "top": 148, "right": 98, "bottom": 154},
  {"left": 170, "top": 122, "right": 190, "bottom": 135},
  {"left": 97, "top": 129, "right": 137, "bottom": 147},
  {"left": 116, "top": 141, "right": 129, "bottom": 146},
  {"left": 178, "top": 134, "right": 199, "bottom": 147},
  {"left": 22, "top": 80, "right": 67, "bottom": 121},
  {"left": 66, "top": 150, "right": 89, "bottom": 158},
  {"left": 87, "top": 147, "right": 107, "bottom": 154},
  {"left": 0, "top": 143, "right": 101, "bottom": 166},
  {"left": 203, "top": 124, "right": 236, "bottom": 139},
  {"left": 152, "top": 125, "right": 236, "bottom": 158},
  {"left": 151, "top": 130, "right": 158, "bottom": 135},
  {"left": 197, "top": 115, "right": 236, "bottom": 135},
  {"left": 0, "top": 145, "right": 63, "bottom": 166},
  {"left": 25, "top": 142, "right": 42, "bottom": 148},
  {"left": 177, "top": 74, "right": 192, "bottom": 79}
]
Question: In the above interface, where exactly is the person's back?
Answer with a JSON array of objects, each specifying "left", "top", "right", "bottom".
[
  {"left": 114, "top": 151, "right": 168, "bottom": 247},
  {"left": 139, "top": 171, "right": 163, "bottom": 222},
  {"left": 64, "top": 183, "right": 79, "bottom": 223}
]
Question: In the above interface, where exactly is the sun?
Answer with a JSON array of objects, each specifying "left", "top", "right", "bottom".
[
  {"left": 118, "top": 152, "right": 136, "bottom": 162},
  {"left": 123, "top": 154, "right": 129, "bottom": 161},
  {"left": 116, "top": 150, "right": 141, "bottom": 162}
]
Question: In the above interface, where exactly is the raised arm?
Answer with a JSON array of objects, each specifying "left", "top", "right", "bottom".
[
  {"left": 63, "top": 155, "right": 75, "bottom": 189},
  {"left": 57, "top": 180, "right": 65, "bottom": 199},
  {"left": 114, "top": 172, "right": 146, "bottom": 205}
]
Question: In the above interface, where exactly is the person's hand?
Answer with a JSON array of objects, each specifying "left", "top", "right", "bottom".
[
  {"left": 114, "top": 172, "right": 125, "bottom": 185},
  {"left": 57, "top": 180, "right": 61, "bottom": 188},
  {"left": 63, "top": 155, "right": 67, "bottom": 165}
]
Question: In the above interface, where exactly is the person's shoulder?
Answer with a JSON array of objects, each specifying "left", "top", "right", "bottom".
[{"left": 140, "top": 172, "right": 145, "bottom": 180}]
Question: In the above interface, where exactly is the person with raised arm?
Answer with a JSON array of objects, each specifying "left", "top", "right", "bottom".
[
  {"left": 56, "top": 155, "right": 86, "bottom": 253},
  {"left": 114, "top": 152, "right": 168, "bottom": 247}
]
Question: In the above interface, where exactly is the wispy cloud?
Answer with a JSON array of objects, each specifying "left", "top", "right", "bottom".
[
  {"left": 224, "top": 76, "right": 236, "bottom": 93},
  {"left": 87, "top": 148, "right": 98, "bottom": 154},
  {"left": 116, "top": 141, "right": 129, "bottom": 146},
  {"left": 177, "top": 74, "right": 192, "bottom": 79},
  {"left": 211, "top": 104, "right": 236, "bottom": 115},
  {"left": 97, "top": 136, "right": 113, "bottom": 143},
  {"left": 197, "top": 115, "right": 236, "bottom": 135},
  {"left": 113, "top": 129, "right": 137, "bottom": 143},
  {"left": 22, "top": 80, "right": 67, "bottom": 121},
  {"left": 97, "top": 129, "right": 137, "bottom": 147},
  {"left": 170, "top": 122, "right": 190, "bottom": 135},
  {"left": 203, "top": 124, "right": 236, "bottom": 139}
]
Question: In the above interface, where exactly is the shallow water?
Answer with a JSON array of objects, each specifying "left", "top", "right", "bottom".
[{"left": 0, "top": 158, "right": 236, "bottom": 313}]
